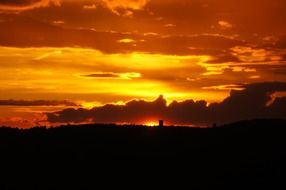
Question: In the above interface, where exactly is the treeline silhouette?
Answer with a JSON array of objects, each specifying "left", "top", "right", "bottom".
[{"left": 1, "top": 119, "right": 286, "bottom": 188}]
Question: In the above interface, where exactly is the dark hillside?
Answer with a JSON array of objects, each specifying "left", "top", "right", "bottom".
[{"left": 1, "top": 119, "right": 285, "bottom": 188}]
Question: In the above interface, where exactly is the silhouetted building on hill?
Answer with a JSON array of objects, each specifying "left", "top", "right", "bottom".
[{"left": 159, "top": 120, "right": 164, "bottom": 127}]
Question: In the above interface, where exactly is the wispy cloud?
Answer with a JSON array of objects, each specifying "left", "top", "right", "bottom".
[{"left": 0, "top": 0, "right": 61, "bottom": 12}]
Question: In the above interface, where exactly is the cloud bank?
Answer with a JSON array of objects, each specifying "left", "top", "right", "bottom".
[
  {"left": 46, "top": 82, "right": 286, "bottom": 126},
  {"left": 0, "top": 0, "right": 61, "bottom": 12}
]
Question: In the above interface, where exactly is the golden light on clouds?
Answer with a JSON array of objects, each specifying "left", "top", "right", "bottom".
[
  {"left": 0, "top": 45, "right": 283, "bottom": 106},
  {"left": 1, "top": 0, "right": 286, "bottom": 127},
  {"left": 83, "top": 4, "right": 97, "bottom": 10},
  {"left": 218, "top": 20, "right": 233, "bottom": 30},
  {"left": 117, "top": 38, "right": 136, "bottom": 43},
  {"left": 102, "top": 0, "right": 149, "bottom": 15},
  {"left": 0, "top": 46, "right": 220, "bottom": 103}
]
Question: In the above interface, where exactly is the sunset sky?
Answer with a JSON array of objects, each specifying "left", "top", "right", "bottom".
[{"left": 1, "top": 0, "right": 286, "bottom": 127}]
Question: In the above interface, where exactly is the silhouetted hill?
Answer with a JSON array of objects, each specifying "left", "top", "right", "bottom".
[{"left": 1, "top": 119, "right": 286, "bottom": 189}]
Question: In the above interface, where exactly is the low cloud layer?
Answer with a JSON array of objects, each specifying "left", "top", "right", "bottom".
[
  {"left": 46, "top": 82, "right": 286, "bottom": 126},
  {"left": 0, "top": 99, "right": 77, "bottom": 106}
]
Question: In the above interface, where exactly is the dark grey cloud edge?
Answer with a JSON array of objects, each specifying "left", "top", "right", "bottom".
[
  {"left": 81, "top": 73, "right": 121, "bottom": 78},
  {"left": 0, "top": 0, "right": 39, "bottom": 6},
  {"left": 0, "top": 99, "right": 78, "bottom": 106},
  {"left": 46, "top": 81, "right": 286, "bottom": 126}
]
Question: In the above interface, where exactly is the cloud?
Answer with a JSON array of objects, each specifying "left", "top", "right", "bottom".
[
  {"left": 202, "top": 84, "right": 244, "bottom": 91},
  {"left": 46, "top": 82, "right": 286, "bottom": 126},
  {"left": 33, "top": 50, "right": 62, "bottom": 60},
  {"left": 0, "top": 17, "right": 138, "bottom": 53},
  {"left": 206, "top": 52, "right": 241, "bottom": 64},
  {"left": 82, "top": 73, "right": 120, "bottom": 78},
  {"left": 0, "top": 0, "right": 61, "bottom": 12},
  {"left": 218, "top": 20, "right": 233, "bottom": 30},
  {"left": 80, "top": 72, "right": 141, "bottom": 80},
  {"left": 135, "top": 34, "right": 245, "bottom": 56},
  {"left": 0, "top": 99, "right": 77, "bottom": 106},
  {"left": 47, "top": 95, "right": 168, "bottom": 124},
  {"left": 0, "top": 18, "right": 245, "bottom": 56},
  {"left": 117, "top": 38, "right": 136, "bottom": 43},
  {"left": 83, "top": 4, "right": 97, "bottom": 10},
  {"left": 101, "top": 0, "right": 149, "bottom": 16},
  {"left": 208, "top": 82, "right": 286, "bottom": 123}
]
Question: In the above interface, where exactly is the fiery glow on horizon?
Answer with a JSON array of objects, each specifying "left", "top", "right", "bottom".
[
  {"left": 144, "top": 121, "right": 158, "bottom": 127},
  {"left": 0, "top": 0, "right": 286, "bottom": 127}
]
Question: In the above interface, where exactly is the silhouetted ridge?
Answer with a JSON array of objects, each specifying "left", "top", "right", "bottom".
[{"left": 1, "top": 119, "right": 286, "bottom": 188}]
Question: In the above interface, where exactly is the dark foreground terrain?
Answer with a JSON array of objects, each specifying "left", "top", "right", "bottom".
[{"left": 1, "top": 119, "right": 286, "bottom": 189}]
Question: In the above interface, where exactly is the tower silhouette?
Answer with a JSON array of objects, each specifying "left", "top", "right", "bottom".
[{"left": 159, "top": 120, "right": 164, "bottom": 127}]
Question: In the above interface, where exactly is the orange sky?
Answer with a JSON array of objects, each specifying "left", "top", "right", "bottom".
[{"left": 0, "top": 0, "right": 286, "bottom": 127}]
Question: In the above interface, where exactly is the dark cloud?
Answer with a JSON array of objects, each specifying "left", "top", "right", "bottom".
[
  {"left": 0, "top": 17, "right": 137, "bottom": 54},
  {"left": 47, "top": 95, "right": 168, "bottom": 123},
  {"left": 0, "top": 99, "right": 77, "bottom": 106},
  {"left": 80, "top": 72, "right": 141, "bottom": 80},
  {"left": 208, "top": 82, "right": 286, "bottom": 123},
  {"left": 46, "top": 82, "right": 286, "bottom": 126},
  {"left": 0, "top": 17, "right": 245, "bottom": 56},
  {"left": 82, "top": 73, "right": 120, "bottom": 78},
  {"left": 268, "top": 97, "right": 286, "bottom": 118},
  {"left": 206, "top": 53, "right": 242, "bottom": 64},
  {"left": 0, "top": 0, "right": 60, "bottom": 11},
  {"left": 0, "top": 0, "right": 35, "bottom": 6}
]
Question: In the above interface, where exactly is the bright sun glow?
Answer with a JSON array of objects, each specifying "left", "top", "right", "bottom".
[{"left": 145, "top": 121, "right": 158, "bottom": 127}]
